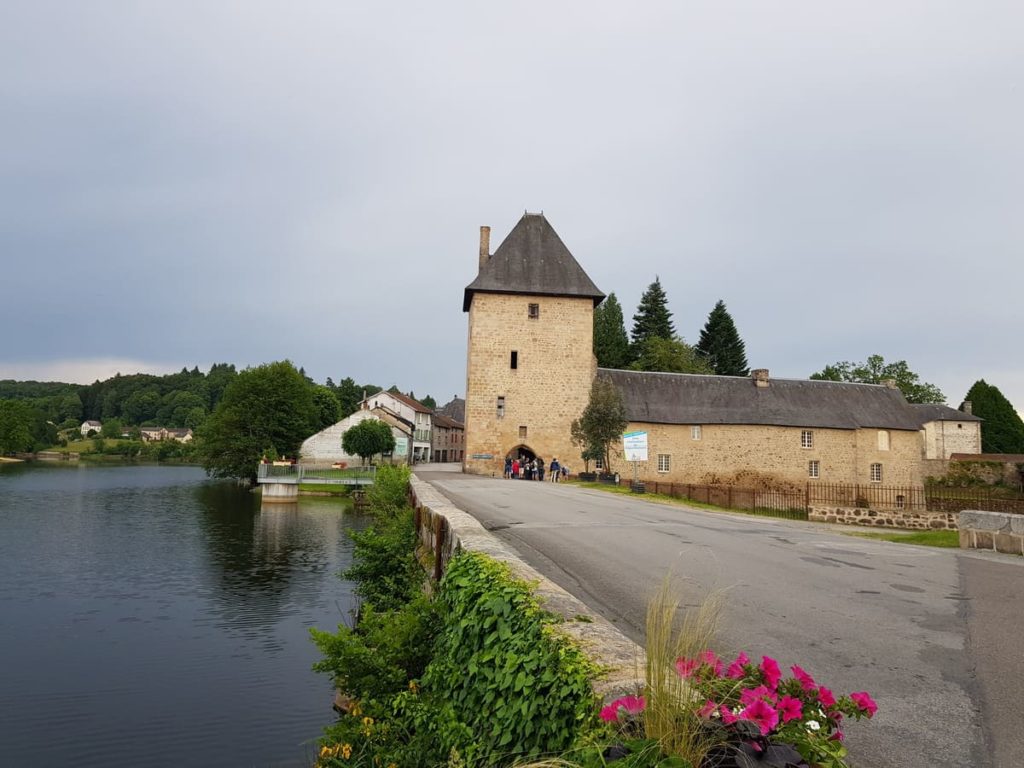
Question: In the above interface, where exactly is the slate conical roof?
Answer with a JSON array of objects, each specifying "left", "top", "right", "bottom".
[{"left": 463, "top": 213, "right": 605, "bottom": 311}]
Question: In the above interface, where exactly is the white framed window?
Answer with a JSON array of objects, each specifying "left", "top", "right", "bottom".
[
  {"left": 808, "top": 460, "right": 820, "bottom": 479},
  {"left": 870, "top": 463, "right": 882, "bottom": 483},
  {"left": 595, "top": 456, "right": 604, "bottom": 470},
  {"left": 801, "top": 430, "right": 813, "bottom": 449},
  {"left": 877, "top": 430, "right": 890, "bottom": 451},
  {"left": 657, "top": 454, "right": 671, "bottom": 473},
  {"left": 691, "top": 425, "right": 702, "bottom": 440},
  {"left": 496, "top": 396, "right": 505, "bottom": 419}
]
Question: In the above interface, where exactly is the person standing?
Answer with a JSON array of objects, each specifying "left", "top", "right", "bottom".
[
  {"left": 537, "top": 457, "right": 545, "bottom": 481},
  {"left": 512, "top": 457, "right": 520, "bottom": 479},
  {"left": 549, "top": 457, "right": 560, "bottom": 482},
  {"left": 504, "top": 456, "right": 512, "bottom": 479}
]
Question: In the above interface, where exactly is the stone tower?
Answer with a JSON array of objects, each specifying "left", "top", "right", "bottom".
[{"left": 463, "top": 213, "right": 604, "bottom": 476}]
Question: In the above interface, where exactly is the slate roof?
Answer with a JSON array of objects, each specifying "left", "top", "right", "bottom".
[
  {"left": 599, "top": 369, "right": 925, "bottom": 431},
  {"left": 463, "top": 213, "right": 605, "bottom": 311},
  {"left": 437, "top": 396, "right": 465, "bottom": 423},
  {"left": 910, "top": 403, "right": 982, "bottom": 424},
  {"left": 381, "top": 390, "right": 433, "bottom": 415},
  {"left": 432, "top": 413, "right": 463, "bottom": 429}
]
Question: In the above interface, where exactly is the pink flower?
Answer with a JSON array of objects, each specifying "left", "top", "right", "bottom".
[
  {"left": 719, "top": 705, "right": 738, "bottom": 725},
  {"left": 830, "top": 730, "right": 845, "bottom": 742},
  {"left": 790, "top": 664, "right": 817, "bottom": 692},
  {"left": 700, "top": 650, "right": 723, "bottom": 676},
  {"left": 850, "top": 691, "right": 878, "bottom": 718},
  {"left": 726, "top": 652, "right": 750, "bottom": 679},
  {"left": 760, "top": 656, "right": 782, "bottom": 690},
  {"left": 817, "top": 686, "right": 836, "bottom": 709},
  {"left": 599, "top": 695, "right": 645, "bottom": 722},
  {"left": 739, "top": 699, "right": 780, "bottom": 736},
  {"left": 739, "top": 685, "right": 774, "bottom": 707},
  {"left": 777, "top": 695, "right": 803, "bottom": 723},
  {"left": 675, "top": 657, "right": 699, "bottom": 678},
  {"left": 697, "top": 699, "right": 718, "bottom": 718}
]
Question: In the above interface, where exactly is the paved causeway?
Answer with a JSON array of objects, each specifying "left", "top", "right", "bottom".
[{"left": 417, "top": 471, "right": 1024, "bottom": 768}]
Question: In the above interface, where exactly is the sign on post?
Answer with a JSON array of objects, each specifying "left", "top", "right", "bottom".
[{"left": 622, "top": 430, "right": 648, "bottom": 462}]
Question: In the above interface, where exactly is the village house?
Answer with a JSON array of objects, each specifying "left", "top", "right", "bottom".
[
  {"left": 462, "top": 213, "right": 979, "bottom": 488},
  {"left": 431, "top": 412, "right": 465, "bottom": 463},
  {"left": 360, "top": 391, "right": 434, "bottom": 463},
  {"left": 139, "top": 427, "right": 193, "bottom": 443},
  {"left": 299, "top": 408, "right": 411, "bottom": 466},
  {"left": 80, "top": 420, "right": 102, "bottom": 437}
]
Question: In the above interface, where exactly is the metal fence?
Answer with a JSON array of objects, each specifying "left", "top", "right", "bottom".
[
  {"left": 636, "top": 479, "right": 1024, "bottom": 517},
  {"left": 639, "top": 480, "right": 808, "bottom": 520},
  {"left": 808, "top": 482, "right": 1024, "bottom": 514}
]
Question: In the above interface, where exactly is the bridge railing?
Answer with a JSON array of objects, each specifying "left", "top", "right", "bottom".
[{"left": 257, "top": 463, "right": 376, "bottom": 483}]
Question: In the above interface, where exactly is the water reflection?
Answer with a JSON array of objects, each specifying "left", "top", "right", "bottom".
[{"left": 0, "top": 464, "right": 362, "bottom": 768}]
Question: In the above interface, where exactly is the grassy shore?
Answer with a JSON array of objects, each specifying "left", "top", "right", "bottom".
[{"left": 842, "top": 529, "right": 960, "bottom": 548}]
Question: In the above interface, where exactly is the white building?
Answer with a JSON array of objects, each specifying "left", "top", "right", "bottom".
[
  {"left": 80, "top": 420, "right": 102, "bottom": 436},
  {"left": 300, "top": 410, "right": 411, "bottom": 465},
  {"left": 360, "top": 391, "right": 434, "bottom": 462}
]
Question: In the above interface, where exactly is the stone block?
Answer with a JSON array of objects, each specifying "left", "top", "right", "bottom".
[
  {"left": 959, "top": 530, "right": 971, "bottom": 549},
  {"left": 994, "top": 533, "right": 1024, "bottom": 556},
  {"left": 959, "top": 510, "right": 1009, "bottom": 532},
  {"left": 974, "top": 531, "right": 995, "bottom": 550},
  {"left": 1010, "top": 516, "right": 1024, "bottom": 536}
]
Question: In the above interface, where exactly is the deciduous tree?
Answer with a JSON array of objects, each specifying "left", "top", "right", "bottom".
[
  {"left": 810, "top": 354, "right": 944, "bottom": 404},
  {"left": 0, "top": 399, "right": 35, "bottom": 453},
  {"left": 593, "top": 292, "right": 631, "bottom": 369},
  {"left": 696, "top": 300, "right": 749, "bottom": 376},
  {"left": 342, "top": 419, "right": 396, "bottom": 465},
  {"left": 198, "top": 361, "right": 317, "bottom": 482},
  {"left": 311, "top": 385, "right": 342, "bottom": 431},
  {"left": 630, "top": 336, "right": 713, "bottom": 375},
  {"left": 964, "top": 380, "right": 1024, "bottom": 453},
  {"left": 570, "top": 377, "right": 628, "bottom": 472}
]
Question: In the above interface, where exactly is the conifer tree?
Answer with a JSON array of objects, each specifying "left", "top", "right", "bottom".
[
  {"left": 593, "top": 293, "right": 631, "bottom": 369},
  {"left": 964, "top": 380, "right": 1024, "bottom": 453},
  {"left": 695, "top": 299, "right": 750, "bottom": 376},
  {"left": 630, "top": 277, "right": 675, "bottom": 352}
]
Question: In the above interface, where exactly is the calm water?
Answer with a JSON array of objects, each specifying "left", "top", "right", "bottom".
[{"left": 0, "top": 463, "right": 363, "bottom": 767}]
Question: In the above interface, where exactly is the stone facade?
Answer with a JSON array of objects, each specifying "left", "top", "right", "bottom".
[
  {"left": 621, "top": 423, "right": 923, "bottom": 490},
  {"left": 922, "top": 419, "right": 981, "bottom": 459},
  {"left": 809, "top": 506, "right": 958, "bottom": 530},
  {"left": 464, "top": 293, "right": 595, "bottom": 476}
]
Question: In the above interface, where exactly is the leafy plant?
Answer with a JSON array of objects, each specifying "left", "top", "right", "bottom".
[{"left": 344, "top": 507, "right": 421, "bottom": 612}]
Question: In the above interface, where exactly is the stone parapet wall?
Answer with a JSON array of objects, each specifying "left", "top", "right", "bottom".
[
  {"left": 409, "top": 474, "right": 643, "bottom": 697},
  {"left": 959, "top": 510, "right": 1024, "bottom": 556},
  {"left": 809, "top": 506, "right": 958, "bottom": 530}
]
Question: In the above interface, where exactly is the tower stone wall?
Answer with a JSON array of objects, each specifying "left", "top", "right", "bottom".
[{"left": 464, "top": 293, "right": 596, "bottom": 476}]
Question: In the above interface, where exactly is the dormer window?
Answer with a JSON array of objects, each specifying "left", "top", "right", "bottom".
[{"left": 528, "top": 303, "right": 540, "bottom": 319}]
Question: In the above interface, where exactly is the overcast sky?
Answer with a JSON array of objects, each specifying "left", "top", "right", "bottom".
[{"left": 2, "top": 2, "right": 1021, "bottom": 413}]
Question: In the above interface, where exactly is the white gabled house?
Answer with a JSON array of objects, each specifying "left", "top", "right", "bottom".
[{"left": 359, "top": 391, "right": 434, "bottom": 463}]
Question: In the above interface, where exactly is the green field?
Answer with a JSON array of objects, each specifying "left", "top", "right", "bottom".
[{"left": 60, "top": 438, "right": 135, "bottom": 453}]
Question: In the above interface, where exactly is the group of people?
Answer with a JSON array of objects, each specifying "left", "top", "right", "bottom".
[{"left": 504, "top": 455, "right": 569, "bottom": 482}]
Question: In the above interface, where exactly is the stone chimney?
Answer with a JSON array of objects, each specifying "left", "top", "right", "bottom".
[
  {"left": 752, "top": 369, "right": 770, "bottom": 388},
  {"left": 881, "top": 378, "right": 898, "bottom": 390},
  {"left": 962, "top": 400, "right": 973, "bottom": 415},
  {"left": 479, "top": 226, "right": 491, "bottom": 270}
]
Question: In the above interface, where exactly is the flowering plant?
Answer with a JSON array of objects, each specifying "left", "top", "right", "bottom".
[
  {"left": 674, "top": 651, "right": 876, "bottom": 768},
  {"left": 598, "top": 652, "right": 877, "bottom": 768}
]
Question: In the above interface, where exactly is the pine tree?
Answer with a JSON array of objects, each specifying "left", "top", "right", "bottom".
[
  {"left": 695, "top": 299, "right": 749, "bottom": 376},
  {"left": 965, "top": 380, "right": 1024, "bottom": 453},
  {"left": 593, "top": 293, "right": 631, "bottom": 369},
  {"left": 630, "top": 277, "right": 675, "bottom": 351}
]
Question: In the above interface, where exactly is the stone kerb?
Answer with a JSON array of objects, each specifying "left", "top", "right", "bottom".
[
  {"left": 409, "top": 475, "right": 645, "bottom": 698},
  {"left": 959, "top": 510, "right": 1024, "bottom": 556}
]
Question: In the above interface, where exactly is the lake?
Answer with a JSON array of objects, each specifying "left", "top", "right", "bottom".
[{"left": 0, "top": 463, "right": 363, "bottom": 767}]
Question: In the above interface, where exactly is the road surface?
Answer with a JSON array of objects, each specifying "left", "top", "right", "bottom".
[{"left": 417, "top": 470, "right": 1024, "bottom": 768}]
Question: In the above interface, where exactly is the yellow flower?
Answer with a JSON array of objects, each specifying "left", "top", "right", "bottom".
[
  {"left": 408, "top": 680, "right": 420, "bottom": 693},
  {"left": 387, "top": 763, "right": 397, "bottom": 768},
  {"left": 350, "top": 702, "right": 362, "bottom": 717},
  {"left": 320, "top": 745, "right": 331, "bottom": 758},
  {"left": 342, "top": 743, "right": 352, "bottom": 760},
  {"left": 362, "top": 716, "right": 374, "bottom": 726}
]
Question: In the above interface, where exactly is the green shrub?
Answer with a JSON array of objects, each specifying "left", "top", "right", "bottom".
[
  {"left": 421, "top": 552, "right": 599, "bottom": 765},
  {"left": 365, "top": 464, "right": 411, "bottom": 518},
  {"left": 344, "top": 507, "right": 421, "bottom": 612}
]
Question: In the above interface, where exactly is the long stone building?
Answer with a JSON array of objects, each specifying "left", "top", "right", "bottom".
[{"left": 462, "top": 213, "right": 977, "bottom": 487}]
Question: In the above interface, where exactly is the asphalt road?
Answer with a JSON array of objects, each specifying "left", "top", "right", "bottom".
[{"left": 417, "top": 471, "right": 1024, "bottom": 768}]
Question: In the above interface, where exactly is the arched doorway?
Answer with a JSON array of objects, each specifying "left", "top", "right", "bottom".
[{"left": 505, "top": 444, "right": 538, "bottom": 479}]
